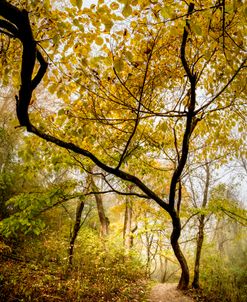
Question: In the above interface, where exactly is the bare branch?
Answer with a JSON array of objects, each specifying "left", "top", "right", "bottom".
[
  {"left": 219, "top": 207, "right": 247, "bottom": 227},
  {"left": 196, "top": 58, "right": 247, "bottom": 114},
  {"left": 116, "top": 48, "right": 154, "bottom": 169}
]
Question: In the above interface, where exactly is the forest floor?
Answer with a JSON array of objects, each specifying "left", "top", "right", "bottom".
[{"left": 149, "top": 283, "right": 194, "bottom": 302}]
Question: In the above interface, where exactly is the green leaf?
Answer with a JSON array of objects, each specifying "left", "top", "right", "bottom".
[
  {"left": 58, "top": 109, "right": 65, "bottom": 116},
  {"left": 70, "top": 0, "right": 76, "bottom": 6},
  {"left": 110, "top": 2, "right": 119, "bottom": 10},
  {"left": 114, "top": 58, "right": 124, "bottom": 72},
  {"left": 52, "top": 34, "right": 59, "bottom": 45},
  {"left": 70, "top": 0, "right": 82, "bottom": 9},
  {"left": 48, "top": 83, "right": 57, "bottom": 94},
  {"left": 73, "top": 19, "right": 80, "bottom": 27},
  {"left": 33, "top": 228, "right": 41, "bottom": 236},
  {"left": 160, "top": 6, "right": 173, "bottom": 19},
  {"left": 76, "top": 0, "right": 82, "bottom": 9},
  {"left": 122, "top": 4, "right": 132, "bottom": 17},
  {"left": 125, "top": 51, "right": 133, "bottom": 62},
  {"left": 191, "top": 22, "right": 202, "bottom": 35},
  {"left": 103, "top": 20, "right": 114, "bottom": 32}
]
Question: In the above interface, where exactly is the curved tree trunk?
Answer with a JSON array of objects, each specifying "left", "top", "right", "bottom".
[
  {"left": 167, "top": 4, "right": 196, "bottom": 289},
  {"left": 192, "top": 215, "right": 205, "bottom": 288},
  {"left": 170, "top": 212, "right": 190, "bottom": 290}
]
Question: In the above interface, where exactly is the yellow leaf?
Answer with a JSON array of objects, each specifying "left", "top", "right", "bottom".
[
  {"left": 110, "top": 2, "right": 119, "bottom": 10},
  {"left": 125, "top": 51, "right": 133, "bottom": 62},
  {"left": 70, "top": 0, "right": 82, "bottom": 9},
  {"left": 102, "top": 19, "right": 114, "bottom": 32},
  {"left": 70, "top": 0, "right": 76, "bottom": 6},
  {"left": 190, "top": 22, "right": 202, "bottom": 36},
  {"left": 95, "top": 37, "right": 104, "bottom": 45},
  {"left": 122, "top": 4, "right": 132, "bottom": 17},
  {"left": 160, "top": 6, "right": 174, "bottom": 19},
  {"left": 76, "top": 0, "right": 82, "bottom": 9},
  {"left": 114, "top": 58, "right": 124, "bottom": 72}
]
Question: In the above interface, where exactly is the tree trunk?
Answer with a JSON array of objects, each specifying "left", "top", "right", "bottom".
[
  {"left": 68, "top": 199, "right": 84, "bottom": 267},
  {"left": 192, "top": 163, "right": 210, "bottom": 289},
  {"left": 170, "top": 211, "right": 190, "bottom": 290},
  {"left": 123, "top": 197, "right": 133, "bottom": 250},
  {"left": 91, "top": 176, "right": 109, "bottom": 237},
  {"left": 192, "top": 215, "right": 205, "bottom": 288},
  {"left": 161, "top": 257, "right": 168, "bottom": 283}
]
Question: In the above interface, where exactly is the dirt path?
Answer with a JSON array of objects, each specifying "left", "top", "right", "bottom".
[{"left": 149, "top": 283, "right": 194, "bottom": 302}]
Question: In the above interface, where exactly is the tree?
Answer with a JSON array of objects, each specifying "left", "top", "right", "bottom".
[
  {"left": 186, "top": 160, "right": 247, "bottom": 288},
  {"left": 68, "top": 197, "right": 85, "bottom": 267},
  {"left": 0, "top": 0, "right": 246, "bottom": 289},
  {"left": 123, "top": 185, "right": 135, "bottom": 250},
  {"left": 190, "top": 163, "right": 211, "bottom": 289},
  {"left": 90, "top": 173, "right": 110, "bottom": 237}
]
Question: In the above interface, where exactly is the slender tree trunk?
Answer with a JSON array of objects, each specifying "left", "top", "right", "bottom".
[
  {"left": 170, "top": 211, "right": 190, "bottom": 290},
  {"left": 192, "top": 163, "right": 210, "bottom": 289},
  {"left": 192, "top": 215, "right": 205, "bottom": 288},
  {"left": 145, "top": 232, "right": 154, "bottom": 275},
  {"left": 68, "top": 199, "right": 84, "bottom": 267},
  {"left": 91, "top": 176, "right": 109, "bottom": 237},
  {"left": 161, "top": 257, "right": 168, "bottom": 283},
  {"left": 123, "top": 197, "right": 133, "bottom": 250}
]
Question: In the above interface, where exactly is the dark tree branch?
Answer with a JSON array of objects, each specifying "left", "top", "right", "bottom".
[
  {"left": 116, "top": 47, "right": 154, "bottom": 169},
  {"left": 0, "top": 19, "right": 18, "bottom": 36},
  {"left": 31, "top": 50, "right": 48, "bottom": 90},
  {"left": 195, "top": 58, "right": 247, "bottom": 115},
  {"left": 69, "top": 153, "right": 151, "bottom": 199},
  {"left": 219, "top": 207, "right": 247, "bottom": 226},
  {"left": 181, "top": 212, "right": 200, "bottom": 230},
  {"left": 0, "top": 1, "right": 48, "bottom": 127},
  {"left": 0, "top": 29, "right": 14, "bottom": 37},
  {"left": 0, "top": 0, "right": 169, "bottom": 212},
  {"left": 180, "top": 3, "right": 195, "bottom": 83},
  {"left": 169, "top": 2, "right": 196, "bottom": 209},
  {"left": 177, "top": 179, "right": 182, "bottom": 213},
  {"left": 85, "top": 189, "right": 150, "bottom": 199},
  {"left": 222, "top": 0, "right": 226, "bottom": 51},
  {"left": 113, "top": 67, "right": 139, "bottom": 102}
]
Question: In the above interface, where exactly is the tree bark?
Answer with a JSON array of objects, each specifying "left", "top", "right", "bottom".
[
  {"left": 170, "top": 211, "right": 190, "bottom": 290},
  {"left": 91, "top": 176, "right": 109, "bottom": 237},
  {"left": 68, "top": 199, "right": 84, "bottom": 267},
  {"left": 192, "top": 163, "right": 210, "bottom": 289},
  {"left": 123, "top": 185, "right": 136, "bottom": 250},
  {"left": 192, "top": 215, "right": 205, "bottom": 288},
  {"left": 123, "top": 198, "right": 133, "bottom": 250},
  {"left": 161, "top": 257, "right": 168, "bottom": 283}
]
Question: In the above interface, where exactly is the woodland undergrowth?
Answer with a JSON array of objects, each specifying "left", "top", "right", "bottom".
[{"left": 0, "top": 230, "right": 149, "bottom": 302}]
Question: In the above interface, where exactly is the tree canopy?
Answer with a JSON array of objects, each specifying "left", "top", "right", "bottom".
[{"left": 0, "top": 0, "right": 246, "bottom": 290}]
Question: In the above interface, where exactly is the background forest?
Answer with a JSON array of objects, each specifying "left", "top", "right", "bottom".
[{"left": 0, "top": 0, "right": 247, "bottom": 301}]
